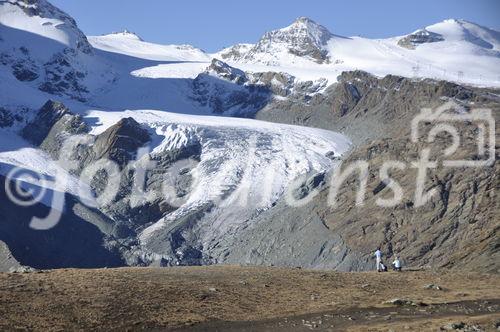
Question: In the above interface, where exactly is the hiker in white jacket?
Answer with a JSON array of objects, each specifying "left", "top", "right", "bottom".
[
  {"left": 392, "top": 257, "right": 402, "bottom": 271},
  {"left": 374, "top": 248, "right": 382, "bottom": 272}
]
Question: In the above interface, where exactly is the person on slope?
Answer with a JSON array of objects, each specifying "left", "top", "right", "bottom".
[
  {"left": 392, "top": 256, "right": 402, "bottom": 272},
  {"left": 374, "top": 248, "right": 383, "bottom": 272},
  {"left": 379, "top": 261, "right": 388, "bottom": 272}
]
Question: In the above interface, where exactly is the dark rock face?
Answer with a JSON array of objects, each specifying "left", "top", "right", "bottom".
[
  {"left": 71, "top": 117, "right": 155, "bottom": 230},
  {"left": 21, "top": 100, "right": 88, "bottom": 158},
  {"left": 91, "top": 117, "right": 150, "bottom": 168},
  {"left": 23, "top": 104, "right": 150, "bottom": 169},
  {"left": 89, "top": 121, "right": 200, "bottom": 234},
  {"left": 22, "top": 100, "right": 80, "bottom": 145},
  {"left": 12, "top": 59, "right": 39, "bottom": 81},
  {"left": 0, "top": 108, "right": 21, "bottom": 128},
  {"left": 1, "top": 45, "right": 89, "bottom": 101},
  {"left": 256, "top": 70, "right": 487, "bottom": 145},
  {"left": 18, "top": 101, "right": 156, "bottom": 205},
  {"left": 398, "top": 29, "right": 445, "bottom": 49},
  {"left": 192, "top": 60, "right": 271, "bottom": 116},
  {"left": 206, "top": 59, "right": 247, "bottom": 84},
  {"left": 193, "top": 59, "right": 328, "bottom": 115},
  {"left": 14, "top": 101, "right": 203, "bottom": 267},
  {"left": 90, "top": 138, "right": 203, "bottom": 267},
  {"left": 39, "top": 50, "right": 89, "bottom": 101},
  {"left": 319, "top": 133, "right": 498, "bottom": 272}
]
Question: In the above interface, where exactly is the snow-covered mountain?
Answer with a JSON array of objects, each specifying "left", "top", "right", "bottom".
[
  {"left": 217, "top": 18, "right": 500, "bottom": 87},
  {"left": 422, "top": 19, "right": 500, "bottom": 51},
  {"left": 89, "top": 31, "right": 209, "bottom": 62},
  {"left": 0, "top": 0, "right": 112, "bottom": 101},
  {"left": 0, "top": 0, "right": 92, "bottom": 55},
  {"left": 2, "top": 0, "right": 499, "bottom": 112},
  {"left": 219, "top": 17, "right": 336, "bottom": 65}
]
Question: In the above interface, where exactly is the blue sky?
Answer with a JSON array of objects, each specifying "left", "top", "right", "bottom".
[{"left": 51, "top": 0, "right": 500, "bottom": 52}]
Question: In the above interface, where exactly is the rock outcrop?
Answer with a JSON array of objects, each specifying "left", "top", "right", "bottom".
[
  {"left": 192, "top": 59, "right": 329, "bottom": 115},
  {"left": 91, "top": 117, "right": 151, "bottom": 168},
  {"left": 398, "top": 29, "right": 445, "bottom": 49},
  {"left": 21, "top": 100, "right": 88, "bottom": 158},
  {"left": 191, "top": 59, "right": 271, "bottom": 116},
  {"left": 0, "top": 240, "right": 21, "bottom": 272}
]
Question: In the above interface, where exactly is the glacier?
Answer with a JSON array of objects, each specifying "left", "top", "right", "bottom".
[{"left": 0, "top": 0, "right": 499, "bottom": 268}]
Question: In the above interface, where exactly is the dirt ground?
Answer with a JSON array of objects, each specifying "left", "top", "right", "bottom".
[{"left": 0, "top": 266, "right": 499, "bottom": 331}]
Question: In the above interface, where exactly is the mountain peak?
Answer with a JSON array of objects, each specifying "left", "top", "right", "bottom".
[
  {"left": 106, "top": 30, "right": 143, "bottom": 41},
  {"left": 424, "top": 18, "right": 500, "bottom": 50},
  {"left": 281, "top": 17, "right": 333, "bottom": 46},
  {"left": 427, "top": 18, "right": 493, "bottom": 31},
  {"left": 215, "top": 17, "right": 335, "bottom": 64},
  {"left": 292, "top": 16, "right": 319, "bottom": 26},
  {"left": 443, "top": 18, "right": 461, "bottom": 24},
  {"left": 440, "top": 18, "right": 480, "bottom": 26},
  {"left": 233, "top": 16, "right": 334, "bottom": 64},
  {"left": 0, "top": 0, "right": 93, "bottom": 55}
]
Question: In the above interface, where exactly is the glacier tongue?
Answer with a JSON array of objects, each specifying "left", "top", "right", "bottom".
[{"left": 83, "top": 109, "right": 350, "bottom": 265}]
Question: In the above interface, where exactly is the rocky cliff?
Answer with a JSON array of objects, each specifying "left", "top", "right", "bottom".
[{"left": 251, "top": 71, "right": 499, "bottom": 272}]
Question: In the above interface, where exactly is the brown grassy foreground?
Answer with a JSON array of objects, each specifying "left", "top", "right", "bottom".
[{"left": 0, "top": 266, "right": 499, "bottom": 331}]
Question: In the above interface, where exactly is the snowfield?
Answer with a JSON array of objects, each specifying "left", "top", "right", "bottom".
[
  {"left": 130, "top": 62, "right": 208, "bottom": 79},
  {"left": 88, "top": 32, "right": 210, "bottom": 62}
]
